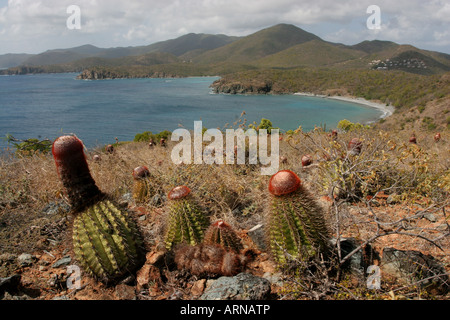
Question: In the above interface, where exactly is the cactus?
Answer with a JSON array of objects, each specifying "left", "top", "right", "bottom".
[
  {"left": 52, "top": 135, "right": 103, "bottom": 212},
  {"left": 174, "top": 243, "right": 254, "bottom": 277},
  {"left": 267, "top": 170, "right": 330, "bottom": 265},
  {"left": 203, "top": 220, "right": 244, "bottom": 253},
  {"left": 132, "top": 166, "right": 153, "bottom": 203},
  {"left": 52, "top": 135, "right": 145, "bottom": 283},
  {"left": 72, "top": 199, "right": 145, "bottom": 282},
  {"left": 164, "top": 186, "right": 209, "bottom": 250}
]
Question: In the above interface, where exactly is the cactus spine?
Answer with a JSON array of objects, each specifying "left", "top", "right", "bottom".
[
  {"left": 267, "top": 170, "right": 330, "bottom": 265},
  {"left": 164, "top": 186, "right": 208, "bottom": 250},
  {"left": 52, "top": 135, "right": 145, "bottom": 283},
  {"left": 203, "top": 220, "right": 243, "bottom": 253}
]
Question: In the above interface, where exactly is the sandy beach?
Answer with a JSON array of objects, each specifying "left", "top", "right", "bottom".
[{"left": 294, "top": 92, "right": 395, "bottom": 120}]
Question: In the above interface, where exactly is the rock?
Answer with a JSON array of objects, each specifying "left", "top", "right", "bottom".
[
  {"left": 136, "top": 264, "right": 161, "bottom": 291},
  {"left": 145, "top": 251, "right": 166, "bottom": 268},
  {"left": 115, "top": 284, "right": 136, "bottom": 300},
  {"left": 381, "top": 247, "right": 449, "bottom": 295},
  {"left": 423, "top": 213, "right": 437, "bottom": 223},
  {"left": 191, "top": 279, "right": 207, "bottom": 297},
  {"left": 0, "top": 275, "right": 21, "bottom": 295},
  {"left": 200, "top": 272, "right": 271, "bottom": 300},
  {"left": 52, "top": 256, "right": 72, "bottom": 268},
  {"left": 247, "top": 224, "right": 267, "bottom": 250},
  {"left": 17, "top": 253, "right": 35, "bottom": 267},
  {"left": 263, "top": 272, "right": 283, "bottom": 286},
  {"left": 42, "top": 201, "right": 70, "bottom": 215}
]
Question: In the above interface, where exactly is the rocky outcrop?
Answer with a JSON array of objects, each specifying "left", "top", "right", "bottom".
[
  {"left": 200, "top": 272, "right": 271, "bottom": 300},
  {"left": 381, "top": 248, "right": 449, "bottom": 295},
  {"left": 76, "top": 68, "right": 183, "bottom": 80},
  {"left": 210, "top": 78, "right": 273, "bottom": 94}
]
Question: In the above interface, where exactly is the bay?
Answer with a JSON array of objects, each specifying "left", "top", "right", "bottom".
[{"left": 0, "top": 73, "right": 383, "bottom": 151}]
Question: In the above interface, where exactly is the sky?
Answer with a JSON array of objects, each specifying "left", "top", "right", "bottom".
[{"left": 0, "top": 0, "right": 449, "bottom": 55}]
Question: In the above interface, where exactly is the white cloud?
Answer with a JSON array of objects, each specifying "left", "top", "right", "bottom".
[{"left": 0, "top": 0, "right": 449, "bottom": 54}]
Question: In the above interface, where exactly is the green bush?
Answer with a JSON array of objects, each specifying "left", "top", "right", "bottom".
[
  {"left": 4, "top": 135, "right": 52, "bottom": 155},
  {"left": 337, "top": 119, "right": 369, "bottom": 132},
  {"left": 134, "top": 130, "right": 172, "bottom": 143},
  {"left": 248, "top": 118, "right": 279, "bottom": 134}
]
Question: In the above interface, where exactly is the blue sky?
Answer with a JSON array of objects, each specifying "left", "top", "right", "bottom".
[{"left": 0, "top": 0, "right": 449, "bottom": 55}]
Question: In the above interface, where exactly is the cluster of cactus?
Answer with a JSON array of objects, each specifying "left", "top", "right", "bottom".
[
  {"left": 172, "top": 218, "right": 253, "bottom": 277},
  {"left": 173, "top": 243, "right": 254, "bottom": 277},
  {"left": 164, "top": 185, "right": 209, "bottom": 250},
  {"left": 52, "top": 135, "right": 145, "bottom": 283},
  {"left": 267, "top": 170, "right": 331, "bottom": 265},
  {"left": 163, "top": 185, "right": 253, "bottom": 276},
  {"left": 52, "top": 134, "right": 336, "bottom": 282}
]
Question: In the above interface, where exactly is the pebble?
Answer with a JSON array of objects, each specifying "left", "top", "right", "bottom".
[
  {"left": 17, "top": 253, "right": 35, "bottom": 267},
  {"left": 52, "top": 256, "right": 72, "bottom": 268}
]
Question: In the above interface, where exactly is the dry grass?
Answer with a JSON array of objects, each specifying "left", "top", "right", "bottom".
[{"left": 0, "top": 125, "right": 449, "bottom": 299}]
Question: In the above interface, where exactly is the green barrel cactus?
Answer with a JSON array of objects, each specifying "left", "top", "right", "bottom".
[
  {"left": 164, "top": 185, "right": 209, "bottom": 250},
  {"left": 72, "top": 199, "right": 144, "bottom": 282},
  {"left": 203, "top": 220, "right": 243, "bottom": 253},
  {"left": 267, "top": 170, "right": 331, "bottom": 265},
  {"left": 52, "top": 135, "right": 145, "bottom": 283}
]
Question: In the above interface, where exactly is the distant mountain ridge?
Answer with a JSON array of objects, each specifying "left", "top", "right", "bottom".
[
  {"left": 1, "top": 23, "right": 450, "bottom": 76},
  {"left": 1, "top": 33, "right": 240, "bottom": 68}
]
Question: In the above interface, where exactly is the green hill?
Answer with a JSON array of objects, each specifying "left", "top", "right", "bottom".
[
  {"left": 254, "top": 40, "right": 366, "bottom": 68},
  {"left": 2, "top": 23, "right": 450, "bottom": 78},
  {"left": 193, "top": 23, "right": 321, "bottom": 64}
]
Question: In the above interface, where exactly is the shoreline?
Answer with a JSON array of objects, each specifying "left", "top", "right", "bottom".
[{"left": 293, "top": 92, "right": 395, "bottom": 120}]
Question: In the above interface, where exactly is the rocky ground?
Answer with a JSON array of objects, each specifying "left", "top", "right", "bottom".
[
  {"left": 1, "top": 193, "right": 448, "bottom": 301},
  {"left": 0, "top": 129, "right": 449, "bottom": 301}
]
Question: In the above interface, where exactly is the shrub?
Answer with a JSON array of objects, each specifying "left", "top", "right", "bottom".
[
  {"left": 337, "top": 119, "right": 369, "bottom": 132},
  {"left": 4, "top": 135, "right": 52, "bottom": 155}
]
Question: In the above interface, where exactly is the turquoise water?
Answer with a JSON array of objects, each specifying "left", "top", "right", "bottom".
[{"left": 0, "top": 73, "right": 382, "bottom": 150}]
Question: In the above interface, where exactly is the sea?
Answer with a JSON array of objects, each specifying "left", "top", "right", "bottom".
[{"left": 0, "top": 73, "right": 384, "bottom": 151}]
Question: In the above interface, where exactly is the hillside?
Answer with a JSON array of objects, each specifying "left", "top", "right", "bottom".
[
  {"left": 0, "top": 53, "right": 34, "bottom": 69},
  {"left": 192, "top": 23, "right": 321, "bottom": 64},
  {"left": 1, "top": 33, "right": 239, "bottom": 68},
  {"left": 254, "top": 40, "right": 366, "bottom": 68},
  {"left": 2, "top": 24, "right": 450, "bottom": 77}
]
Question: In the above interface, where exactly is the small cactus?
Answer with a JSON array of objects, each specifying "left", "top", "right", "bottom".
[
  {"left": 301, "top": 154, "right": 313, "bottom": 167},
  {"left": 267, "top": 170, "right": 330, "bottom": 265},
  {"left": 203, "top": 220, "right": 243, "bottom": 253},
  {"left": 164, "top": 186, "right": 209, "bottom": 250},
  {"left": 52, "top": 135, "right": 145, "bottom": 283},
  {"left": 434, "top": 132, "right": 441, "bottom": 142},
  {"left": 348, "top": 138, "right": 362, "bottom": 155},
  {"left": 132, "top": 166, "right": 153, "bottom": 203}
]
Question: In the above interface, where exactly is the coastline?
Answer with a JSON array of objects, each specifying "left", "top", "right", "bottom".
[{"left": 293, "top": 92, "right": 395, "bottom": 120}]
